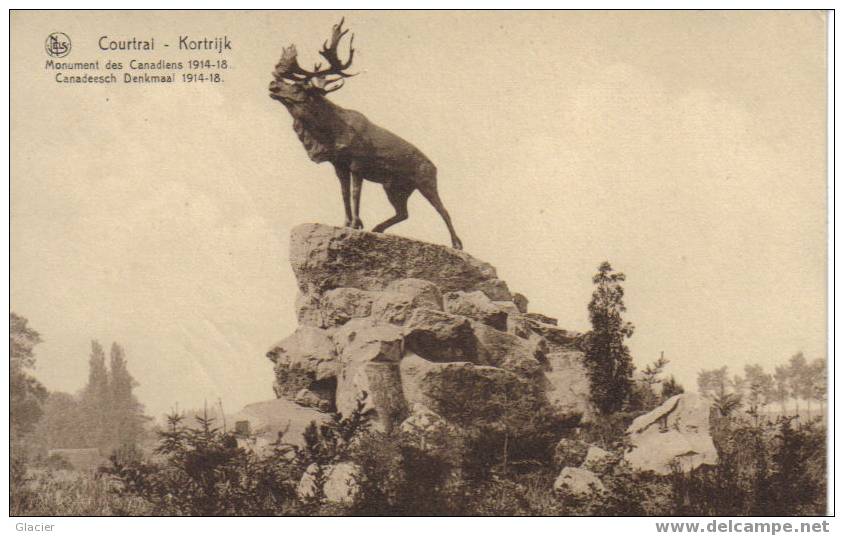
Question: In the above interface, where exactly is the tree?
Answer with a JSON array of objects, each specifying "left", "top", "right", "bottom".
[
  {"left": 10, "top": 313, "right": 48, "bottom": 438},
  {"left": 108, "top": 342, "right": 146, "bottom": 448},
  {"left": 772, "top": 365, "right": 791, "bottom": 414},
  {"left": 36, "top": 392, "right": 86, "bottom": 449},
  {"left": 11, "top": 312, "right": 42, "bottom": 371},
  {"left": 732, "top": 374, "right": 747, "bottom": 401},
  {"left": 661, "top": 375, "right": 685, "bottom": 399},
  {"left": 582, "top": 262, "right": 635, "bottom": 414},
  {"left": 697, "top": 366, "right": 730, "bottom": 398},
  {"left": 744, "top": 364, "right": 774, "bottom": 420},
  {"left": 787, "top": 353, "right": 809, "bottom": 415},
  {"left": 806, "top": 358, "right": 827, "bottom": 417},
  {"left": 632, "top": 353, "right": 671, "bottom": 410},
  {"left": 698, "top": 367, "right": 742, "bottom": 417},
  {"left": 79, "top": 340, "right": 111, "bottom": 449}
]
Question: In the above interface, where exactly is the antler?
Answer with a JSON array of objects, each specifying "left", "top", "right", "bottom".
[{"left": 273, "top": 18, "right": 356, "bottom": 92}]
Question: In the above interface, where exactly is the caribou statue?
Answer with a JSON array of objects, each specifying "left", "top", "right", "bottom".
[{"left": 269, "top": 19, "right": 463, "bottom": 250}]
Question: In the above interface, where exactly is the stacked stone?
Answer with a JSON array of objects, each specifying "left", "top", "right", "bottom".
[{"left": 267, "top": 223, "right": 593, "bottom": 432}]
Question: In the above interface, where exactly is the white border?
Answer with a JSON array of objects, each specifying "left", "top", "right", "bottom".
[{"left": 2, "top": 3, "right": 836, "bottom": 532}]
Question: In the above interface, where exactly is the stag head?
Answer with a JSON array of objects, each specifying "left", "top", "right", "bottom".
[{"left": 269, "top": 18, "right": 356, "bottom": 104}]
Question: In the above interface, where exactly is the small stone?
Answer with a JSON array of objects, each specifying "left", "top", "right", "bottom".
[
  {"left": 553, "top": 466, "right": 605, "bottom": 496},
  {"left": 512, "top": 293, "right": 529, "bottom": 313}
]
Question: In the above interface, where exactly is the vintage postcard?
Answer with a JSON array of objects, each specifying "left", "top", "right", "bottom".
[{"left": 9, "top": 10, "right": 830, "bottom": 520}]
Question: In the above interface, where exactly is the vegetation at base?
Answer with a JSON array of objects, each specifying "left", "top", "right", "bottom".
[{"left": 14, "top": 394, "right": 824, "bottom": 516}]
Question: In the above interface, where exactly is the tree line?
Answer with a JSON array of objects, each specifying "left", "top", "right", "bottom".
[
  {"left": 10, "top": 312, "right": 148, "bottom": 456},
  {"left": 698, "top": 353, "right": 827, "bottom": 419}
]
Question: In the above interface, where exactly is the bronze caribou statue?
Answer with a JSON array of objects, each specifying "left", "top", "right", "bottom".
[{"left": 269, "top": 19, "right": 463, "bottom": 250}]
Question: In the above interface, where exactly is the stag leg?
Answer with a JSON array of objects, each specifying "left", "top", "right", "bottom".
[
  {"left": 372, "top": 182, "right": 412, "bottom": 233},
  {"left": 350, "top": 173, "right": 364, "bottom": 229},
  {"left": 334, "top": 164, "right": 353, "bottom": 227},
  {"left": 417, "top": 172, "right": 463, "bottom": 250}
]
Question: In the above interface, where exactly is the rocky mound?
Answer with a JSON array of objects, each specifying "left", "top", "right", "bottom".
[{"left": 267, "top": 223, "right": 593, "bottom": 432}]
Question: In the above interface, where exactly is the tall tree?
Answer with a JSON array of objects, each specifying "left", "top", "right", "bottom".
[
  {"left": 80, "top": 340, "right": 110, "bottom": 449},
  {"left": 10, "top": 313, "right": 48, "bottom": 438},
  {"left": 582, "top": 262, "right": 635, "bottom": 414},
  {"left": 109, "top": 342, "right": 145, "bottom": 448}
]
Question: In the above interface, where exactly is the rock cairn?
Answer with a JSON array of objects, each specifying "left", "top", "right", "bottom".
[{"left": 267, "top": 223, "right": 593, "bottom": 433}]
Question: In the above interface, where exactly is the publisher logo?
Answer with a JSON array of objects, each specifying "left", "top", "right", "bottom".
[{"left": 45, "top": 32, "right": 71, "bottom": 58}]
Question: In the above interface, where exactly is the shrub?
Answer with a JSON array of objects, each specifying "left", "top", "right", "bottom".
[
  {"left": 102, "top": 394, "right": 373, "bottom": 516},
  {"left": 670, "top": 413, "right": 827, "bottom": 516}
]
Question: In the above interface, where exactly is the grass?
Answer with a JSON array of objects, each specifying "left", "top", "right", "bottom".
[{"left": 11, "top": 468, "right": 153, "bottom": 516}]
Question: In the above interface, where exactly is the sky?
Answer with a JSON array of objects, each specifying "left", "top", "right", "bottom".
[{"left": 11, "top": 11, "right": 828, "bottom": 417}]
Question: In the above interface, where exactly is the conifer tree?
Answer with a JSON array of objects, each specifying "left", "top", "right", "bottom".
[{"left": 583, "top": 262, "right": 635, "bottom": 414}]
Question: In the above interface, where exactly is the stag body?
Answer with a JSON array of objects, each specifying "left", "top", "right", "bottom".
[{"left": 270, "top": 20, "right": 462, "bottom": 250}]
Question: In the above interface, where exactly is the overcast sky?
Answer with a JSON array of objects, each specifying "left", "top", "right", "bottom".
[{"left": 11, "top": 11, "right": 827, "bottom": 417}]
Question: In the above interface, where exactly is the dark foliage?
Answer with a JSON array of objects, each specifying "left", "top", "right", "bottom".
[
  {"left": 103, "top": 395, "right": 372, "bottom": 515},
  {"left": 10, "top": 313, "right": 48, "bottom": 438},
  {"left": 582, "top": 262, "right": 635, "bottom": 414},
  {"left": 669, "top": 414, "right": 826, "bottom": 516}
]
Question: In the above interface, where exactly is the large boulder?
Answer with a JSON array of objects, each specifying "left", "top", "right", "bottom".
[
  {"left": 509, "top": 314, "right": 580, "bottom": 351},
  {"left": 399, "top": 353, "right": 537, "bottom": 424},
  {"left": 371, "top": 278, "right": 444, "bottom": 325},
  {"left": 444, "top": 290, "right": 508, "bottom": 331},
  {"left": 402, "top": 308, "right": 478, "bottom": 363},
  {"left": 543, "top": 350, "right": 593, "bottom": 418},
  {"left": 625, "top": 393, "right": 718, "bottom": 475},
  {"left": 472, "top": 321, "right": 544, "bottom": 376},
  {"left": 267, "top": 327, "right": 339, "bottom": 397},
  {"left": 290, "top": 223, "right": 497, "bottom": 294},
  {"left": 320, "top": 288, "right": 377, "bottom": 327},
  {"left": 334, "top": 322, "right": 406, "bottom": 427}
]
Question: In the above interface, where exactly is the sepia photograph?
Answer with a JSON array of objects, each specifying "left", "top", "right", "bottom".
[{"left": 8, "top": 8, "right": 832, "bottom": 520}]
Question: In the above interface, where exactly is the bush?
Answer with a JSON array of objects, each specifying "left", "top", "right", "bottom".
[
  {"left": 11, "top": 452, "right": 152, "bottom": 516},
  {"left": 14, "top": 391, "right": 825, "bottom": 516},
  {"left": 102, "top": 395, "right": 373, "bottom": 516},
  {"left": 669, "top": 413, "right": 826, "bottom": 516}
]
